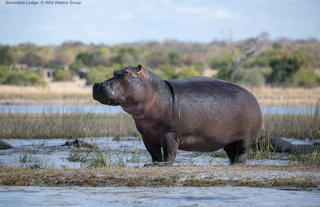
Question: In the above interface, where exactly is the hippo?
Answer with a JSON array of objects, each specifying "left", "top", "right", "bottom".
[
  {"left": 0, "top": 140, "right": 12, "bottom": 150},
  {"left": 93, "top": 65, "right": 262, "bottom": 165}
]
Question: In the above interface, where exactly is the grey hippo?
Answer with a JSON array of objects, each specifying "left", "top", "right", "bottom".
[{"left": 93, "top": 65, "right": 262, "bottom": 165}]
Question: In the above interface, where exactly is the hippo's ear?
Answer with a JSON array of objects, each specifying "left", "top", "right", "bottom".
[{"left": 136, "top": 64, "right": 142, "bottom": 72}]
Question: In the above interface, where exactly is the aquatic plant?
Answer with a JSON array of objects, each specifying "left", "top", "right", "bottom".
[{"left": 288, "top": 150, "right": 320, "bottom": 167}]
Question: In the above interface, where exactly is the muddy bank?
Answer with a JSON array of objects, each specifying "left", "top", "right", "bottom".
[{"left": 0, "top": 165, "right": 319, "bottom": 189}]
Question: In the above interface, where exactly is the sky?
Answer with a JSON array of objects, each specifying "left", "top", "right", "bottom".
[{"left": 0, "top": 0, "right": 319, "bottom": 45}]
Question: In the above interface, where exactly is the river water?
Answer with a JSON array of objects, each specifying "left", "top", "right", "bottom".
[
  {"left": 0, "top": 104, "right": 319, "bottom": 115},
  {"left": 2, "top": 137, "right": 307, "bottom": 169},
  {"left": 0, "top": 186, "right": 319, "bottom": 207}
]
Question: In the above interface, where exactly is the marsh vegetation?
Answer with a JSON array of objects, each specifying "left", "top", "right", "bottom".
[{"left": 0, "top": 112, "right": 319, "bottom": 139}]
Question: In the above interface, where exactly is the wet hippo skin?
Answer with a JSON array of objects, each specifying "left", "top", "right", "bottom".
[{"left": 93, "top": 65, "right": 262, "bottom": 165}]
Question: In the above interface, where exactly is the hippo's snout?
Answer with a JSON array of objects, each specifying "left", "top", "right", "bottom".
[
  {"left": 92, "top": 82, "right": 105, "bottom": 101},
  {"left": 92, "top": 82, "right": 121, "bottom": 106}
]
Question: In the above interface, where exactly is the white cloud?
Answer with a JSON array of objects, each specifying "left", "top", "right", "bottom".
[
  {"left": 174, "top": 6, "right": 209, "bottom": 15},
  {"left": 114, "top": 12, "right": 135, "bottom": 21},
  {"left": 215, "top": 10, "right": 234, "bottom": 19}
]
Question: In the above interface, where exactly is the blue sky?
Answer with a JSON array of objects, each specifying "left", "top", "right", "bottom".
[{"left": 0, "top": 0, "right": 319, "bottom": 45}]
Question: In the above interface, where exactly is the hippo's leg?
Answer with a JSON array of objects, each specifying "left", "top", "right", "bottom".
[
  {"left": 142, "top": 135, "right": 163, "bottom": 163},
  {"left": 162, "top": 132, "right": 179, "bottom": 165},
  {"left": 224, "top": 140, "right": 248, "bottom": 164}
]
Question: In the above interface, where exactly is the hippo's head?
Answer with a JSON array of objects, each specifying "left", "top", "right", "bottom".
[{"left": 93, "top": 64, "right": 153, "bottom": 113}]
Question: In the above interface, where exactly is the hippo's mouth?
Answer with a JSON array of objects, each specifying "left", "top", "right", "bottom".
[{"left": 92, "top": 83, "right": 121, "bottom": 106}]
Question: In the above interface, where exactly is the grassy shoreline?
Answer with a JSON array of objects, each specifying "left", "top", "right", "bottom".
[
  {"left": 0, "top": 84, "right": 320, "bottom": 106},
  {"left": 0, "top": 165, "right": 319, "bottom": 188},
  {"left": 0, "top": 113, "right": 319, "bottom": 139}
]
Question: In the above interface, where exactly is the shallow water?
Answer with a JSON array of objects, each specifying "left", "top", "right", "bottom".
[
  {"left": 0, "top": 104, "right": 318, "bottom": 115},
  {"left": 2, "top": 137, "right": 314, "bottom": 169},
  {"left": 0, "top": 186, "right": 319, "bottom": 207}
]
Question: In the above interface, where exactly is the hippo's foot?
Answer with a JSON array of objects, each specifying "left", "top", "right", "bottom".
[
  {"left": 144, "top": 162, "right": 173, "bottom": 167},
  {"left": 224, "top": 141, "right": 248, "bottom": 165}
]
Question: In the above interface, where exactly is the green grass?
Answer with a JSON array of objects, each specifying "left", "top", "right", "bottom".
[{"left": 0, "top": 113, "right": 319, "bottom": 139}]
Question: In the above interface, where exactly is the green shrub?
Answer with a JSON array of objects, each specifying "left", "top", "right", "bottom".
[
  {"left": 69, "top": 59, "right": 85, "bottom": 72},
  {"left": 212, "top": 58, "right": 234, "bottom": 81},
  {"left": 53, "top": 70, "right": 73, "bottom": 81},
  {"left": 0, "top": 66, "right": 10, "bottom": 82},
  {"left": 254, "top": 50, "right": 282, "bottom": 67},
  {"left": 1, "top": 70, "right": 45, "bottom": 86},
  {"left": 232, "top": 68, "right": 265, "bottom": 86},
  {"left": 267, "top": 57, "right": 300, "bottom": 85},
  {"left": 86, "top": 65, "right": 120, "bottom": 84},
  {"left": 177, "top": 66, "right": 200, "bottom": 79},
  {"left": 168, "top": 51, "right": 181, "bottom": 66},
  {"left": 0, "top": 46, "right": 13, "bottom": 66},
  {"left": 158, "top": 65, "right": 178, "bottom": 80},
  {"left": 192, "top": 61, "right": 204, "bottom": 75},
  {"left": 292, "top": 68, "right": 319, "bottom": 87}
]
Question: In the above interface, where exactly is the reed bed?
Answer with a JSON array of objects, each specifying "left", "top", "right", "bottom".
[
  {"left": 0, "top": 113, "right": 319, "bottom": 139},
  {"left": 0, "top": 113, "right": 138, "bottom": 139}
]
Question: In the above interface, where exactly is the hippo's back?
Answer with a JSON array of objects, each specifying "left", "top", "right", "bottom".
[{"left": 167, "top": 76, "right": 256, "bottom": 107}]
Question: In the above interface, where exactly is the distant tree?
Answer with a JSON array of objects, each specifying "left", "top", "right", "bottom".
[
  {"left": 0, "top": 46, "right": 13, "bottom": 65},
  {"left": 69, "top": 59, "right": 85, "bottom": 72},
  {"left": 48, "top": 49, "right": 74, "bottom": 68},
  {"left": 254, "top": 50, "right": 282, "bottom": 67},
  {"left": 168, "top": 51, "right": 181, "bottom": 65},
  {"left": 75, "top": 52, "right": 94, "bottom": 66},
  {"left": 267, "top": 56, "right": 300, "bottom": 84},
  {"left": 22, "top": 51, "right": 44, "bottom": 66},
  {"left": 292, "top": 68, "right": 319, "bottom": 87},
  {"left": 212, "top": 58, "right": 234, "bottom": 81},
  {"left": 111, "top": 47, "right": 138, "bottom": 65},
  {"left": 178, "top": 66, "right": 200, "bottom": 79},
  {"left": 159, "top": 65, "right": 178, "bottom": 80},
  {"left": 145, "top": 51, "right": 169, "bottom": 68}
]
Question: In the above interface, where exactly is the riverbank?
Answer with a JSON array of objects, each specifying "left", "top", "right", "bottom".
[
  {"left": 0, "top": 83, "right": 319, "bottom": 106},
  {"left": 0, "top": 165, "right": 319, "bottom": 189}
]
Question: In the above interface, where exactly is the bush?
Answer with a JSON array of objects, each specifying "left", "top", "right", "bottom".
[
  {"left": 212, "top": 58, "right": 234, "bottom": 81},
  {"left": 53, "top": 70, "right": 73, "bottom": 81},
  {"left": 145, "top": 51, "right": 170, "bottom": 68},
  {"left": 168, "top": 51, "right": 181, "bottom": 66},
  {"left": 267, "top": 57, "right": 300, "bottom": 85},
  {"left": 0, "top": 46, "right": 13, "bottom": 66},
  {"left": 292, "top": 68, "right": 319, "bottom": 87},
  {"left": 231, "top": 68, "right": 265, "bottom": 86},
  {"left": 158, "top": 65, "right": 178, "bottom": 80},
  {"left": 177, "top": 66, "right": 200, "bottom": 79},
  {"left": 192, "top": 61, "right": 204, "bottom": 75},
  {"left": 69, "top": 59, "right": 85, "bottom": 72},
  {"left": 111, "top": 47, "right": 139, "bottom": 65},
  {"left": 254, "top": 50, "right": 282, "bottom": 67},
  {"left": 0, "top": 66, "right": 10, "bottom": 82},
  {"left": 86, "top": 65, "right": 120, "bottom": 84},
  {"left": 1, "top": 68, "right": 45, "bottom": 86}
]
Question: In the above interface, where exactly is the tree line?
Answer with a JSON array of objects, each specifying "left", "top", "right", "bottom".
[{"left": 0, "top": 36, "right": 320, "bottom": 87}]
